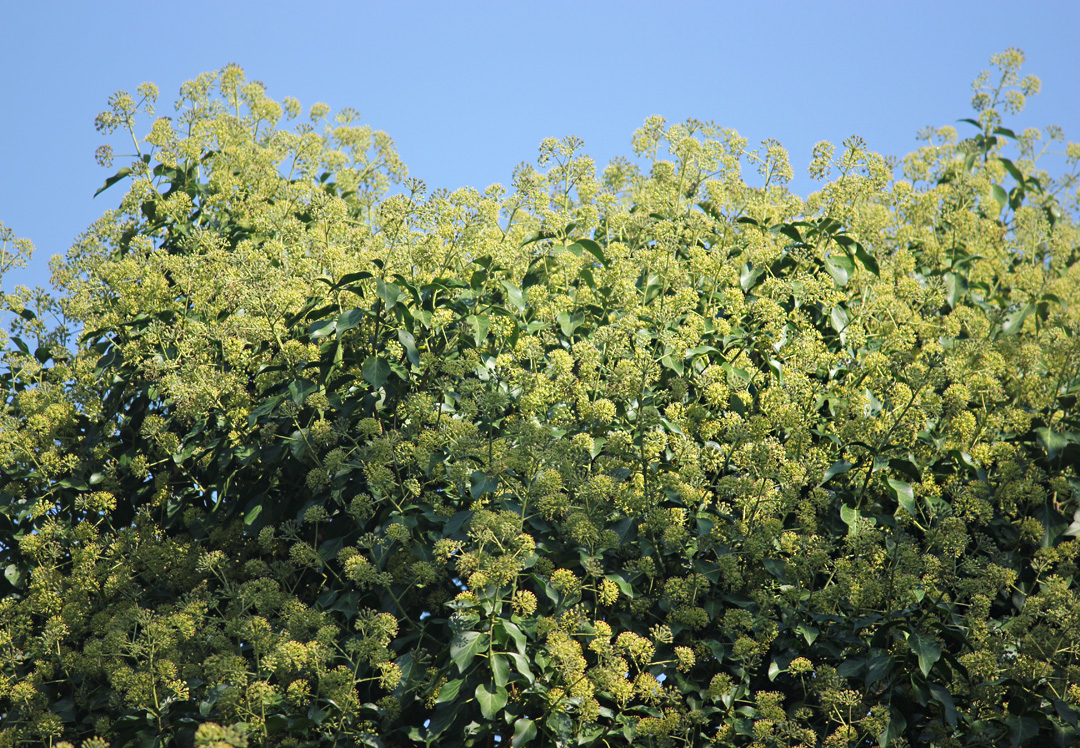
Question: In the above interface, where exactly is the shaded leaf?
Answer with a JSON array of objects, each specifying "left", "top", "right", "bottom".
[
  {"left": 362, "top": 356, "right": 391, "bottom": 389},
  {"left": 908, "top": 633, "right": 941, "bottom": 677}
]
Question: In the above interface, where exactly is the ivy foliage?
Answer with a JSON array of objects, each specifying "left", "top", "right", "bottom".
[{"left": 2, "top": 51, "right": 1080, "bottom": 747}]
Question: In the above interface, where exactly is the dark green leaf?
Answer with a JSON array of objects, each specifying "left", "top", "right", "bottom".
[
  {"left": 1034, "top": 427, "right": 1070, "bottom": 460},
  {"left": 566, "top": 239, "right": 606, "bottom": 266},
  {"left": 362, "top": 356, "right": 391, "bottom": 389},
  {"left": 928, "top": 682, "right": 957, "bottom": 728},
  {"left": 1006, "top": 715, "right": 1039, "bottom": 747},
  {"left": 336, "top": 309, "right": 366, "bottom": 333},
  {"left": 288, "top": 379, "right": 317, "bottom": 406},
  {"left": 94, "top": 167, "right": 134, "bottom": 197},
  {"left": 469, "top": 471, "right": 499, "bottom": 499},
  {"left": 908, "top": 633, "right": 941, "bottom": 677},
  {"left": 854, "top": 245, "right": 880, "bottom": 276},
  {"left": 820, "top": 460, "right": 854, "bottom": 486},
  {"left": 376, "top": 279, "right": 401, "bottom": 308},
  {"left": 877, "top": 706, "right": 907, "bottom": 747},
  {"left": 308, "top": 319, "right": 336, "bottom": 339},
  {"left": 395, "top": 330, "right": 419, "bottom": 368}
]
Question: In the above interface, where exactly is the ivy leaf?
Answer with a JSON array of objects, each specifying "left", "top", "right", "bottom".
[
  {"left": 450, "top": 630, "right": 487, "bottom": 672},
  {"left": 854, "top": 244, "right": 879, "bottom": 276},
  {"left": 475, "top": 683, "right": 508, "bottom": 719},
  {"left": 398, "top": 329, "right": 420, "bottom": 367},
  {"left": 877, "top": 706, "right": 907, "bottom": 747},
  {"left": 468, "top": 314, "right": 490, "bottom": 346},
  {"left": 944, "top": 272, "right": 967, "bottom": 308},
  {"left": 887, "top": 478, "right": 917, "bottom": 516},
  {"left": 94, "top": 166, "right": 134, "bottom": 197},
  {"left": 566, "top": 239, "right": 606, "bottom": 266},
  {"left": 796, "top": 624, "right": 819, "bottom": 645},
  {"left": 840, "top": 504, "right": 858, "bottom": 529},
  {"left": 500, "top": 280, "right": 526, "bottom": 313},
  {"left": 435, "top": 678, "right": 463, "bottom": 704},
  {"left": 1001, "top": 302, "right": 1035, "bottom": 336},
  {"left": 989, "top": 184, "right": 1008, "bottom": 212},
  {"left": 308, "top": 319, "right": 336, "bottom": 340},
  {"left": 1034, "top": 427, "right": 1070, "bottom": 460},
  {"left": 740, "top": 262, "right": 765, "bottom": 292},
  {"left": 512, "top": 718, "right": 537, "bottom": 747},
  {"left": 820, "top": 460, "right": 854, "bottom": 486},
  {"left": 908, "top": 632, "right": 941, "bottom": 677},
  {"left": 491, "top": 653, "right": 509, "bottom": 687},
  {"left": 4, "top": 564, "right": 24, "bottom": 588},
  {"left": 928, "top": 682, "right": 957, "bottom": 729},
  {"left": 362, "top": 356, "right": 391, "bottom": 389},
  {"left": 336, "top": 308, "right": 366, "bottom": 334},
  {"left": 823, "top": 253, "right": 854, "bottom": 286}
]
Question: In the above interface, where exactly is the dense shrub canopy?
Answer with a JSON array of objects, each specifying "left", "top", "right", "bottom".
[{"left": 2, "top": 50, "right": 1080, "bottom": 748}]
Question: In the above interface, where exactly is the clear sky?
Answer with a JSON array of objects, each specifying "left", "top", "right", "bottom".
[{"left": 2, "top": 0, "right": 1077, "bottom": 294}]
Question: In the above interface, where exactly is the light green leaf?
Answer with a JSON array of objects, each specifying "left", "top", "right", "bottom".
[
  {"left": 491, "top": 653, "right": 509, "bottom": 686},
  {"left": 500, "top": 280, "right": 525, "bottom": 312},
  {"left": 244, "top": 504, "right": 263, "bottom": 526},
  {"left": 512, "top": 718, "right": 537, "bottom": 747},
  {"left": 468, "top": 314, "right": 490, "bottom": 346},
  {"left": 823, "top": 253, "right": 854, "bottom": 286},
  {"left": 943, "top": 272, "right": 967, "bottom": 308},
  {"left": 475, "top": 682, "right": 508, "bottom": 719},
  {"left": 887, "top": 478, "right": 916, "bottom": 516},
  {"left": 435, "top": 678, "right": 463, "bottom": 704},
  {"left": 989, "top": 183, "right": 1008, "bottom": 212},
  {"left": 830, "top": 305, "right": 849, "bottom": 333},
  {"left": 840, "top": 503, "right": 858, "bottom": 528},
  {"left": 796, "top": 623, "right": 819, "bottom": 645},
  {"left": 1001, "top": 302, "right": 1034, "bottom": 335},
  {"left": 450, "top": 630, "right": 487, "bottom": 672}
]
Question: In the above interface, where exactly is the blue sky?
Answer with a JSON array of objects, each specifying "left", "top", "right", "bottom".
[{"left": 2, "top": 1, "right": 1077, "bottom": 294}]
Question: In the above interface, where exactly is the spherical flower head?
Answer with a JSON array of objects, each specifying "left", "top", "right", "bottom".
[
  {"left": 598, "top": 578, "right": 620, "bottom": 606},
  {"left": 674, "top": 646, "right": 696, "bottom": 672},
  {"left": 550, "top": 568, "right": 581, "bottom": 596},
  {"left": 511, "top": 589, "right": 538, "bottom": 616},
  {"left": 789, "top": 657, "right": 813, "bottom": 675}
]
